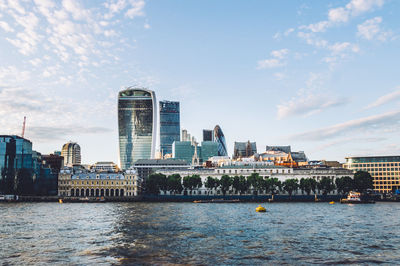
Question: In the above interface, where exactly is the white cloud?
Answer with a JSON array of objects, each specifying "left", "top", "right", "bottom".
[
  {"left": 290, "top": 110, "right": 400, "bottom": 141},
  {"left": 0, "top": 66, "right": 30, "bottom": 86},
  {"left": 300, "top": 21, "right": 330, "bottom": 33},
  {"left": 257, "top": 49, "right": 289, "bottom": 69},
  {"left": 366, "top": 87, "right": 400, "bottom": 109},
  {"left": 144, "top": 23, "right": 151, "bottom": 29},
  {"left": 328, "top": 7, "right": 349, "bottom": 23},
  {"left": 125, "top": 0, "right": 145, "bottom": 19},
  {"left": 0, "top": 20, "right": 13, "bottom": 32},
  {"left": 277, "top": 93, "right": 348, "bottom": 119},
  {"left": 346, "top": 0, "right": 384, "bottom": 16},
  {"left": 357, "top": 17, "right": 392, "bottom": 41},
  {"left": 274, "top": 72, "right": 286, "bottom": 80}
]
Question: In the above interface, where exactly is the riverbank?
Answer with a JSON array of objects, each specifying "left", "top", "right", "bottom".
[{"left": 0, "top": 194, "right": 388, "bottom": 203}]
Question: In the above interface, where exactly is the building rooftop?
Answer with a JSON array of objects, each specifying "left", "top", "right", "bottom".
[
  {"left": 71, "top": 173, "right": 125, "bottom": 180},
  {"left": 133, "top": 159, "right": 190, "bottom": 166}
]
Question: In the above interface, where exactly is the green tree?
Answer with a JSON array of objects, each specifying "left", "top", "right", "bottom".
[
  {"left": 220, "top": 175, "right": 232, "bottom": 196},
  {"left": 299, "top": 178, "right": 307, "bottom": 195},
  {"left": 145, "top": 173, "right": 167, "bottom": 195},
  {"left": 283, "top": 179, "right": 299, "bottom": 197},
  {"left": 265, "top": 177, "right": 282, "bottom": 195},
  {"left": 167, "top": 174, "right": 183, "bottom": 195},
  {"left": 318, "top": 177, "right": 336, "bottom": 195},
  {"left": 183, "top": 175, "right": 202, "bottom": 194},
  {"left": 238, "top": 175, "right": 248, "bottom": 195},
  {"left": 309, "top": 178, "right": 317, "bottom": 195},
  {"left": 335, "top": 176, "right": 354, "bottom": 195},
  {"left": 247, "top": 173, "right": 259, "bottom": 195},
  {"left": 205, "top": 176, "right": 216, "bottom": 195},
  {"left": 232, "top": 176, "right": 240, "bottom": 194},
  {"left": 353, "top": 171, "right": 374, "bottom": 192}
]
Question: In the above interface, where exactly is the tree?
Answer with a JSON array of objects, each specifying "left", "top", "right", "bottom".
[
  {"left": 318, "top": 177, "right": 336, "bottom": 195},
  {"left": 220, "top": 175, "right": 232, "bottom": 196},
  {"left": 247, "top": 173, "right": 259, "bottom": 195},
  {"left": 232, "top": 176, "right": 240, "bottom": 194},
  {"left": 309, "top": 178, "right": 317, "bottom": 195},
  {"left": 167, "top": 174, "right": 183, "bottom": 195},
  {"left": 265, "top": 178, "right": 282, "bottom": 195},
  {"left": 238, "top": 175, "right": 248, "bottom": 195},
  {"left": 335, "top": 176, "right": 354, "bottom": 195},
  {"left": 145, "top": 173, "right": 167, "bottom": 195},
  {"left": 299, "top": 178, "right": 306, "bottom": 195},
  {"left": 205, "top": 176, "right": 216, "bottom": 195},
  {"left": 353, "top": 171, "right": 374, "bottom": 192},
  {"left": 283, "top": 179, "right": 299, "bottom": 197},
  {"left": 183, "top": 175, "right": 202, "bottom": 194}
]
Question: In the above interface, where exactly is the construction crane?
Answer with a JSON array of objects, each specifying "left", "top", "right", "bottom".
[{"left": 21, "top": 116, "right": 26, "bottom": 138}]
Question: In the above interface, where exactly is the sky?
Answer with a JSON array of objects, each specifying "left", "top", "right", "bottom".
[{"left": 1, "top": 0, "right": 400, "bottom": 164}]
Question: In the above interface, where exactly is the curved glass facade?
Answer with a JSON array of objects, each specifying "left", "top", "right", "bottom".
[
  {"left": 214, "top": 125, "right": 228, "bottom": 156},
  {"left": 159, "top": 101, "right": 180, "bottom": 156},
  {"left": 118, "top": 88, "right": 157, "bottom": 170}
]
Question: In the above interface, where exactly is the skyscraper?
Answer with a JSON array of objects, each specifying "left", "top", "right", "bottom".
[
  {"left": 159, "top": 101, "right": 180, "bottom": 156},
  {"left": 213, "top": 125, "right": 228, "bottom": 156},
  {"left": 203, "top": 129, "right": 213, "bottom": 141},
  {"left": 61, "top": 141, "right": 81, "bottom": 166},
  {"left": 118, "top": 88, "right": 157, "bottom": 170}
]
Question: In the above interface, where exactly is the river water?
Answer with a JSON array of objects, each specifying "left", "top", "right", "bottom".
[{"left": 1, "top": 202, "right": 400, "bottom": 265}]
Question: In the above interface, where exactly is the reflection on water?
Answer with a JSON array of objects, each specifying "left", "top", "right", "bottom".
[{"left": 2, "top": 202, "right": 400, "bottom": 265}]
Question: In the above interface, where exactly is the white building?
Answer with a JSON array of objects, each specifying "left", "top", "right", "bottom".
[{"left": 155, "top": 165, "right": 353, "bottom": 196}]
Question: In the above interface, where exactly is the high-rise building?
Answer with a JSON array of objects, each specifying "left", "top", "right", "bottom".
[
  {"left": 61, "top": 142, "right": 81, "bottom": 167},
  {"left": 159, "top": 101, "right": 180, "bottom": 156},
  {"left": 213, "top": 125, "right": 228, "bottom": 156},
  {"left": 203, "top": 129, "right": 213, "bottom": 141},
  {"left": 118, "top": 88, "right": 157, "bottom": 170},
  {"left": 344, "top": 156, "right": 400, "bottom": 193},
  {"left": 233, "top": 141, "right": 257, "bottom": 159},
  {"left": 201, "top": 141, "right": 218, "bottom": 162},
  {"left": 172, "top": 141, "right": 194, "bottom": 163},
  {"left": 182, "top": 129, "right": 188, "bottom": 141}
]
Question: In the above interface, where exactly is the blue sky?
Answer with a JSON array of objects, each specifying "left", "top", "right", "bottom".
[{"left": 1, "top": 0, "right": 400, "bottom": 164}]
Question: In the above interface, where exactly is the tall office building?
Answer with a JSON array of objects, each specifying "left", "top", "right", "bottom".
[
  {"left": 203, "top": 129, "right": 213, "bottom": 141},
  {"left": 344, "top": 156, "right": 400, "bottom": 194},
  {"left": 213, "top": 125, "right": 228, "bottom": 156},
  {"left": 61, "top": 142, "right": 81, "bottom": 167},
  {"left": 118, "top": 88, "right": 157, "bottom": 170},
  {"left": 159, "top": 101, "right": 180, "bottom": 156}
]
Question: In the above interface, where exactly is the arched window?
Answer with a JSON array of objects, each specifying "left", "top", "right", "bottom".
[
  {"left": 96, "top": 189, "right": 99, "bottom": 197},
  {"left": 120, "top": 189, "right": 124, "bottom": 197},
  {"left": 115, "top": 189, "right": 119, "bottom": 197},
  {"left": 106, "top": 189, "right": 109, "bottom": 196},
  {"left": 70, "top": 189, "right": 74, "bottom": 196},
  {"left": 86, "top": 189, "right": 90, "bottom": 196},
  {"left": 101, "top": 189, "right": 104, "bottom": 196},
  {"left": 110, "top": 189, "right": 114, "bottom": 197},
  {"left": 76, "top": 189, "right": 79, "bottom": 196},
  {"left": 81, "top": 189, "right": 84, "bottom": 197},
  {"left": 91, "top": 189, "right": 94, "bottom": 197}
]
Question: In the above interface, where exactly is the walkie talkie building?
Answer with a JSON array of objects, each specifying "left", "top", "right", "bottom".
[{"left": 118, "top": 88, "right": 157, "bottom": 170}]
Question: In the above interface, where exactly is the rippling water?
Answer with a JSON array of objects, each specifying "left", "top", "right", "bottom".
[{"left": 1, "top": 202, "right": 400, "bottom": 265}]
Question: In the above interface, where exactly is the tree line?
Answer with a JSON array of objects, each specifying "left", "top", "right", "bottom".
[{"left": 145, "top": 171, "right": 374, "bottom": 196}]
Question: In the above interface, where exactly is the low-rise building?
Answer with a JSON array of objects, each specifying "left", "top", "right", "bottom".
[
  {"left": 58, "top": 167, "right": 141, "bottom": 197},
  {"left": 155, "top": 165, "right": 353, "bottom": 196},
  {"left": 90, "top": 161, "right": 119, "bottom": 172}
]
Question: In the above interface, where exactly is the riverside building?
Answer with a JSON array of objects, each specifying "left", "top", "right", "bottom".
[
  {"left": 118, "top": 88, "right": 157, "bottom": 170},
  {"left": 58, "top": 167, "right": 141, "bottom": 197},
  {"left": 344, "top": 156, "right": 400, "bottom": 193},
  {"left": 233, "top": 141, "right": 257, "bottom": 159},
  {"left": 159, "top": 101, "right": 180, "bottom": 156},
  {"left": 155, "top": 165, "right": 353, "bottom": 195}
]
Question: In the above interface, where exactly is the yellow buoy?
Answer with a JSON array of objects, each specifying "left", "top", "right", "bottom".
[
  {"left": 256, "top": 205, "right": 266, "bottom": 212},
  {"left": 59, "top": 199, "right": 63, "bottom": 204},
  {"left": 329, "top": 201, "right": 335, "bottom": 204}
]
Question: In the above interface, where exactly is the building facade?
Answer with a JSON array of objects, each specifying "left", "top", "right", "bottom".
[
  {"left": 203, "top": 130, "right": 213, "bottom": 141},
  {"left": 155, "top": 165, "right": 353, "bottom": 196},
  {"left": 173, "top": 141, "right": 195, "bottom": 163},
  {"left": 58, "top": 167, "right": 141, "bottom": 197},
  {"left": 200, "top": 141, "right": 218, "bottom": 162},
  {"left": 233, "top": 141, "right": 257, "bottom": 159},
  {"left": 61, "top": 142, "right": 81, "bottom": 167},
  {"left": 213, "top": 125, "right": 228, "bottom": 156},
  {"left": 91, "top": 162, "right": 119, "bottom": 172},
  {"left": 159, "top": 101, "right": 180, "bottom": 156},
  {"left": 118, "top": 88, "right": 157, "bottom": 170},
  {"left": 344, "top": 156, "right": 400, "bottom": 193}
]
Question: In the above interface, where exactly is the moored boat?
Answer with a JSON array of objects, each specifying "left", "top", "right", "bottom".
[
  {"left": 340, "top": 191, "right": 375, "bottom": 204},
  {"left": 193, "top": 199, "right": 240, "bottom": 203}
]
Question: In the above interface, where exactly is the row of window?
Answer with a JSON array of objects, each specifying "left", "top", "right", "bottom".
[
  {"left": 350, "top": 162, "right": 400, "bottom": 167},
  {"left": 217, "top": 169, "right": 291, "bottom": 174}
]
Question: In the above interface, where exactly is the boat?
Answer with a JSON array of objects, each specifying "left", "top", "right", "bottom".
[
  {"left": 193, "top": 199, "right": 240, "bottom": 203},
  {"left": 59, "top": 199, "right": 63, "bottom": 204},
  {"left": 256, "top": 205, "right": 266, "bottom": 212},
  {"left": 329, "top": 201, "right": 335, "bottom": 204},
  {"left": 340, "top": 191, "right": 375, "bottom": 204}
]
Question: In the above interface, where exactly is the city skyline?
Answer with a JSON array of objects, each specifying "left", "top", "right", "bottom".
[{"left": 1, "top": 0, "right": 400, "bottom": 164}]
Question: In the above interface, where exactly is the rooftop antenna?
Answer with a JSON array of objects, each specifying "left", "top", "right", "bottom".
[{"left": 21, "top": 116, "right": 26, "bottom": 138}]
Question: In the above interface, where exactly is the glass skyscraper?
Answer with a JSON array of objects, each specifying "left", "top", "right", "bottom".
[
  {"left": 159, "top": 101, "right": 180, "bottom": 156},
  {"left": 118, "top": 88, "right": 157, "bottom": 170},
  {"left": 213, "top": 125, "right": 228, "bottom": 156}
]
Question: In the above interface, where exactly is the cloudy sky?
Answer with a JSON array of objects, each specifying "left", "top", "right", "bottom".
[{"left": 1, "top": 0, "right": 399, "bottom": 164}]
